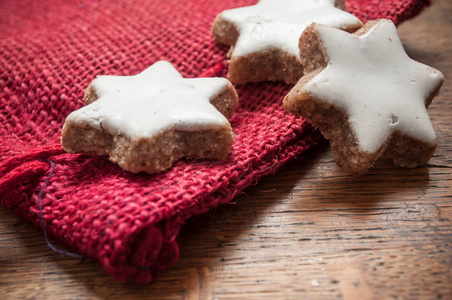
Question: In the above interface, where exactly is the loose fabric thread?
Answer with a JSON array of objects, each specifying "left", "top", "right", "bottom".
[
  {"left": 38, "top": 160, "right": 152, "bottom": 272},
  {"left": 38, "top": 160, "right": 84, "bottom": 259}
]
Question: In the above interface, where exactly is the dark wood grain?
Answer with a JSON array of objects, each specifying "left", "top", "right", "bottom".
[{"left": 1, "top": 1, "right": 451, "bottom": 299}]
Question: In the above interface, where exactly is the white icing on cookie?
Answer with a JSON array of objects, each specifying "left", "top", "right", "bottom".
[
  {"left": 220, "top": 0, "right": 362, "bottom": 57},
  {"left": 64, "top": 61, "right": 233, "bottom": 141},
  {"left": 305, "top": 19, "right": 444, "bottom": 153}
]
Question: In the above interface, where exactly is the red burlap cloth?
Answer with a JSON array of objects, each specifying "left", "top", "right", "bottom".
[{"left": 0, "top": 0, "right": 430, "bottom": 283}]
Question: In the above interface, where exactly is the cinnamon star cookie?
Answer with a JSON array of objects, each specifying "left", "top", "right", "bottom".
[
  {"left": 212, "top": 0, "right": 362, "bottom": 84},
  {"left": 284, "top": 19, "right": 444, "bottom": 176},
  {"left": 62, "top": 61, "right": 238, "bottom": 174}
]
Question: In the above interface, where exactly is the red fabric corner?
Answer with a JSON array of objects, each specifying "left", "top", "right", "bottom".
[{"left": 0, "top": 0, "right": 431, "bottom": 283}]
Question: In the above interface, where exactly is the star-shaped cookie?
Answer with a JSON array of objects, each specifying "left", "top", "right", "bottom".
[
  {"left": 62, "top": 61, "right": 238, "bottom": 174},
  {"left": 212, "top": 0, "right": 362, "bottom": 83},
  {"left": 284, "top": 19, "right": 444, "bottom": 176}
]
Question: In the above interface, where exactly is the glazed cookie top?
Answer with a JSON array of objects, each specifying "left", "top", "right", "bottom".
[
  {"left": 305, "top": 19, "right": 444, "bottom": 153},
  {"left": 219, "top": 0, "right": 362, "bottom": 57},
  {"left": 64, "top": 61, "right": 235, "bottom": 140}
]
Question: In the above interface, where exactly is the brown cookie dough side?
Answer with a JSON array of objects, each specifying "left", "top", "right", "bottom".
[
  {"left": 209, "top": 81, "right": 238, "bottom": 119},
  {"left": 110, "top": 126, "right": 234, "bottom": 174},
  {"left": 283, "top": 70, "right": 381, "bottom": 176},
  {"left": 228, "top": 49, "right": 303, "bottom": 84},
  {"left": 334, "top": 0, "right": 346, "bottom": 11},
  {"left": 62, "top": 123, "right": 234, "bottom": 174},
  {"left": 298, "top": 20, "right": 365, "bottom": 74},
  {"left": 61, "top": 123, "right": 114, "bottom": 155},
  {"left": 298, "top": 24, "right": 329, "bottom": 74},
  {"left": 212, "top": 14, "right": 239, "bottom": 46},
  {"left": 83, "top": 85, "right": 98, "bottom": 105},
  {"left": 383, "top": 132, "right": 437, "bottom": 169}
]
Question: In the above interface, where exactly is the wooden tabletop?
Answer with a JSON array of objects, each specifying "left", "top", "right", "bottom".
[{"left": 1, "top": 1, "right": 451, "bottom": 299}]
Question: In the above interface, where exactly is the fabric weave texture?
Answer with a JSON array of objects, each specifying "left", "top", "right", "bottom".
[{"left": 0, "top": 0, "right": 431, "bottom": 283}]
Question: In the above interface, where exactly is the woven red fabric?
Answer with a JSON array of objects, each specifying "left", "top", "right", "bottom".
[{"left": 1, "top": 0, "right": 431, "bottom": 283}]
